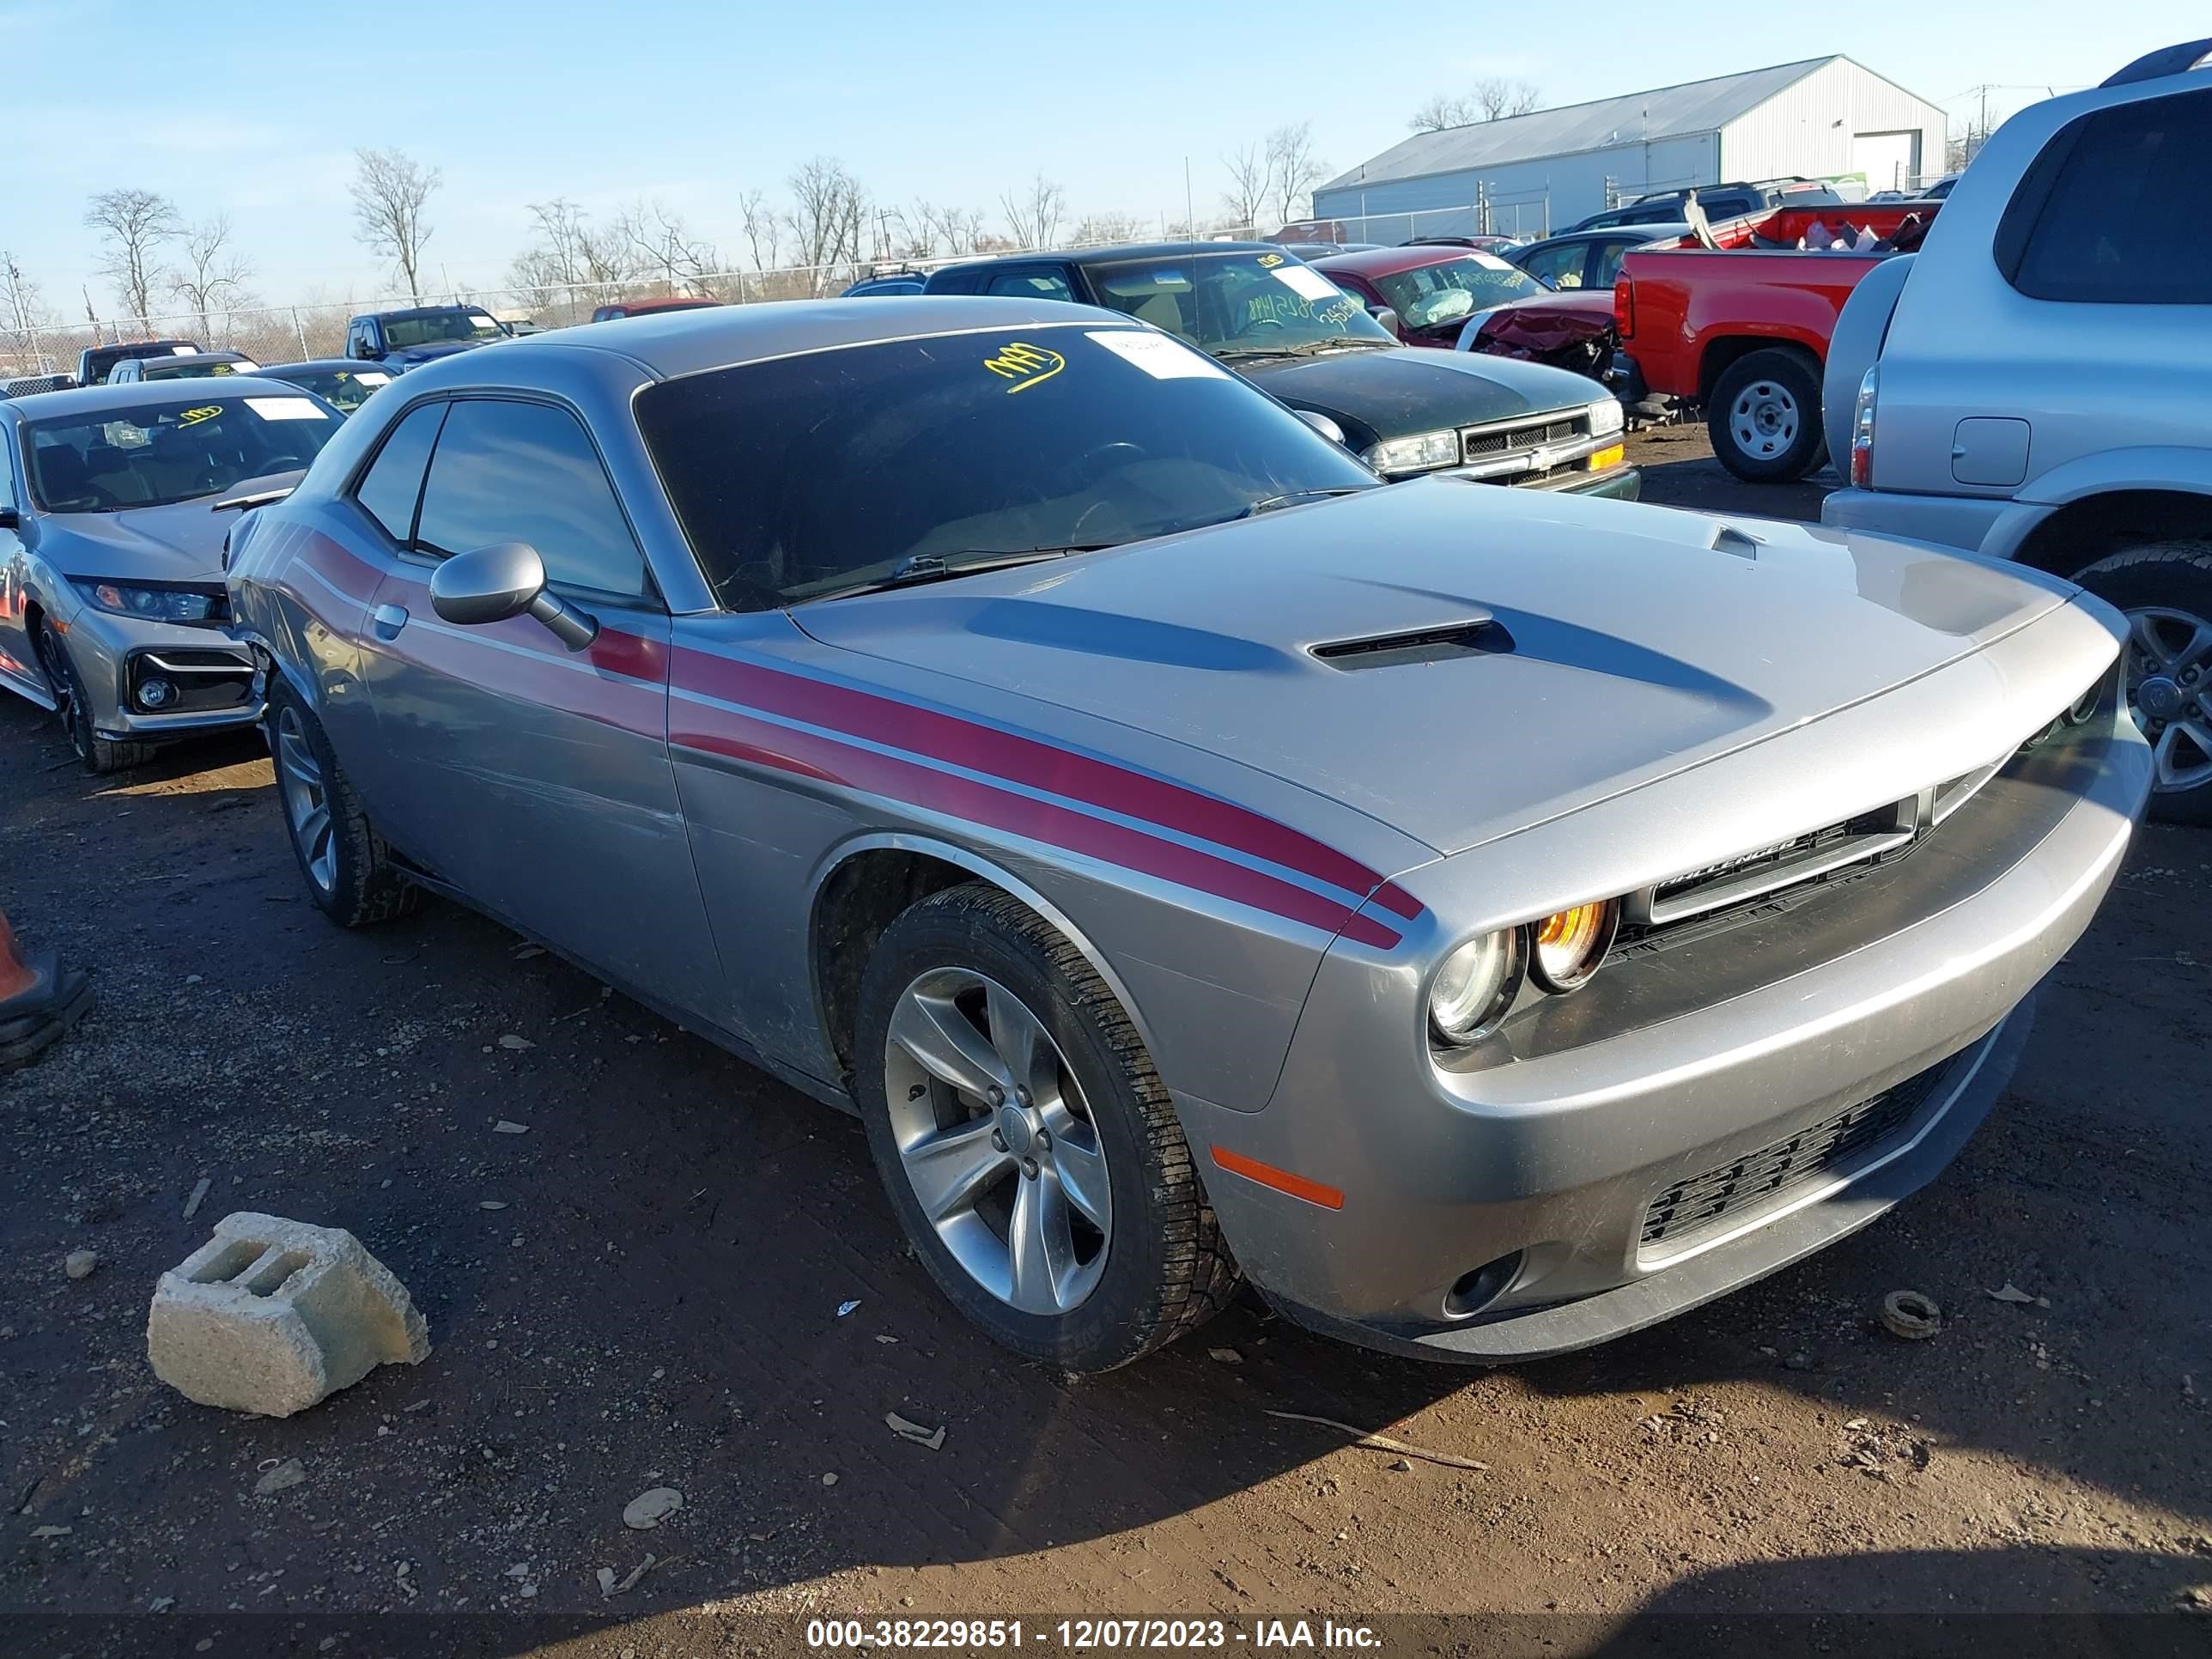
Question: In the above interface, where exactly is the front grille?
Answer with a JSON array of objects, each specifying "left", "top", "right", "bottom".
[
  {"left": 1461, "top": 415, "right": 1586, "bottom": 461},
  {"left": 1639, "top": 1064, "right": 1944, "bottom": 1253}
]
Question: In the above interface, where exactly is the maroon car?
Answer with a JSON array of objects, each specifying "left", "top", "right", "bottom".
[
  {"left": 589, "top": 296, "right": 724, "bottom": 324},
  {"left": 1311, "top": 246, "right": 1618, "bottom": 379}
]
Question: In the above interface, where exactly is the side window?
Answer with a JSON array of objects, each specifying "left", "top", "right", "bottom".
[
  {"left": 1588, "top": 239, "right": 1640, "bottom": 289},
  {"left": 413, "top": 399, "right": 647, "bottom": 599},
  {"left": 1999, "top": 87, "right": 2212, "bottom": 304},
  {"left": 1518, "top": 243, "right": 1586, "bottom": 289},
  {"left": 353, "top": 402, "right": 447, "bottom": 543},
  {"left": 985, "top": 269, "right": 1077, "bottom": 303},
  {"left": 0, "top": 434, "right": 15, "bottom": 511}
]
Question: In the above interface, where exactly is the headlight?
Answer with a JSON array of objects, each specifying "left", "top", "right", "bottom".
[
  {"left": 1363, "top": 428, "right": 1462, "bottom": 475},
  {"left": 1528, "top": 900, "right": 1620, "bottom": 993},
  {"left": 71, "top": 580, "right": 217, "bottom": 623},
  {"left": 1585, "top": 397, "right": 1626, "bottom": 440},
  {"left": 1429, "top": 929, "right": 1523, "bottom": 1045}
]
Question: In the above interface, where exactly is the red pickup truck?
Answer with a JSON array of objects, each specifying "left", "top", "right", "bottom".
[{"left": 1613, "top": 204, "right": 1936, "bottom": 482}]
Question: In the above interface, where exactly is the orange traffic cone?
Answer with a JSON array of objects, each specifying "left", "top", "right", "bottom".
[{"left": 0, "top": 908, "right": 92, "bottom": 1073}]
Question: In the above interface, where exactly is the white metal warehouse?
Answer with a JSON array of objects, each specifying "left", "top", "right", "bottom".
[{"left": 1308, "top": 58, "right": 1947, "bottom": 241}]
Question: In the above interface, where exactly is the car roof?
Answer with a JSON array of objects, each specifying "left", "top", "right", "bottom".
[
  {"left": 0, "top": 374, "right": 328, "bottom": 422},
  {"left": 255, "top": 358, "right": 377, "bottom": 374},
  {"left": 955, "top": 240, "right": 1280, "bottom": 271},
  {"left": 357, "top": 304, "right": 489, "bottom": 320},
  {"left": 599, "top": 296, "right": 722, "bottom": 313},
  {"left": 395, "top": 295, "right": 1136, "bottom": 384},
  {"left": 149, "top": 351, "right": 257, "bottom": 368},
  {"left": 1310, "top": 245, "right": 1523, "bottom": 278},
  {"left": 1524, "top": 223, "right": 1695, "bottom": 248}
]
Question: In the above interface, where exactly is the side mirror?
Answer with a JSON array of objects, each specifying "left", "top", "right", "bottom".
[
  {"left": 1368, "top": 306, "right": 1402, "bottom": 340},
  {"left": 1296, "top": 409, "right": 1347, "bottom": 447},
  {"left": 428, "top": 541, "right": 599, "bottom": 652},
  {"left": 0, "top": 507, "right": 19, "bottom": 531}
]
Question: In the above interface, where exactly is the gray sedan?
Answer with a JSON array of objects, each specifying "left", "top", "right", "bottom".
[
  {"left": 227, "top": 297, "right": 2149, "bottom": 1370},
  {"left": 0, "top": 379, "right": 342, "bottom": 770}
]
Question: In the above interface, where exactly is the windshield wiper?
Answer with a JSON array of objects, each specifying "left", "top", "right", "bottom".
[
  {"left": 1233, "top": 486, "right": 1373, "bottom": 520},
  {"left": 1280, "top": 336, "right": 1394, "bottom": 356},
  {"left": 809, "top": 545, "right": 1108, "bottom": 604}
]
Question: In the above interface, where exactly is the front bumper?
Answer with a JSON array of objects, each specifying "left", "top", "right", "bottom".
[
  {"left": 62, "top": 609, "right": 260, "bottom": 741},
  {"left": 1174, "top": 699, "right": 2149, "bottom": 1363}
]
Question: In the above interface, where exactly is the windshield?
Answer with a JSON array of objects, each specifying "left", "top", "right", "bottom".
[
  {"left": 24, "top": 395, "right": 338, "bottom": 513},
  {"left": 272, "top": 366, "right": 393, "bottom": 414},
  {"left": 1085, "top": 252, "right": 1393, "bottom": 357},
  {"left": 381, "top": 311, "right": 503, "bottom": 349},
  {"left": 635, "top": 325, "right": 1378, "bottom": 611},
  {"left": 1368, "top": 256, "right": 1543, "bottom": 331},
  {"left": 144, "top": 358, "right": 258, "bottom": 380}
]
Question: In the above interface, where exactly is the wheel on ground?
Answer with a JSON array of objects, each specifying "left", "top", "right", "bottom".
[
  {"left": 37, "top": 618, "right": 155, "bottom": 775},
  {"left": 263, "top": 675, "right": 420, "bottom": 926},
  {"left": 1707, "top": 349, "right": 1825, "bottom": 483},
  {"left": 2073, "top": 540, "right": 2212, "bottom": 824},
  {"left": 853, "top": 881, "right": 1237, "bottom": 1370}
]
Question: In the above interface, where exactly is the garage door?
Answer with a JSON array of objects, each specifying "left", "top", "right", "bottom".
[{"left": 1852, "top": 131, "right": 1921, "bottom": 194}]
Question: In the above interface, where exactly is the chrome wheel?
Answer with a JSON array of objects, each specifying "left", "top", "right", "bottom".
[
  {"left": 1729, "top": 380, "right": 1799, "bottom": 462},
  {"left": 883, "top": 967, "right": 1110, "bottom": 1316},
  {"left": 2123, "top": 605, "right": 2212, "bottom": 794},
  {"left": 275, "top": 705, "right": 336, "bottom": 893}
]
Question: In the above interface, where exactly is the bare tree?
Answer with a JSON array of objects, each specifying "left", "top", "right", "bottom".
[
  {"left": 1070, "top": 210, "right": 1146, "bottom": 246},
  {"left": 170, "top": 215, "right": 254, "bottom": 343},
  {"left": 82, "top": 188, "right": 179, "bottom": 325},
  {"left": 617, "top": 199, "right": 719, "bottom": 296},
  {"left": 1220, "top": 143, "right": 1274, "bottom": 234},
  {"left": 349, "top": 148, "right": 440, "bottom": 300},
  {"left": 999, "top": 173, "right": 1066, "bottom": 250},
  {"left": 931, "top": 205, "right": 989, "bottom": 256},
  {"left": 1265, "top": 123, "right": 1328, "bottom": 228},
  {"left": 1410, "top": 78, "right": 1540, "bottom": 131},
  {"left": 2, "top": 251, "right": 55, "bottom": 368},
  {"left": 512, "top": 198, "right": 635, "bottom": 292},
  {"left": 738, "top": 189, "right": 781, "bottom": 272},
  {"left": 1473, "top": 76, "right": 1541, "bottom": 121},
  {"left": 786, "top": 158, "right": 867, "bottom": 293}
]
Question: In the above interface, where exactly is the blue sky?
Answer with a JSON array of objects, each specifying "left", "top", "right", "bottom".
[{"left": 3, "top": 0, "right": 2199, "bottom": 311}]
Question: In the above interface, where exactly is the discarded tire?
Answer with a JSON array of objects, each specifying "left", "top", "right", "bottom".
[{"left": 1879, "top": 1289, "right": 1942, "bottom": 1340}]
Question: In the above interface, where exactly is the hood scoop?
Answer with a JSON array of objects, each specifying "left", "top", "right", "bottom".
[{"left": 1310, "top": 611, "right": 1514, "bottom": 671}]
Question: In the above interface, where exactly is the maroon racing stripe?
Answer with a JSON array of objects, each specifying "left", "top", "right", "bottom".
[
  {"left": 674, "top": 704, "right": 1403, "bottom": 951},
  {"left": 672, "top": 647, "right": 1422, "bottom": 921}
]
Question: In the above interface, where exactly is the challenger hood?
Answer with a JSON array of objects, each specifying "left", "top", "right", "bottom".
[
  {"left": 39, "top": 471, "right": 303, "bottom": 582},
  {"left": 1239, "top": 344, "right": 1597, "bottom": 443},
  {"left": 796, "top": 480, "right": 2087, "bottom": 858}
]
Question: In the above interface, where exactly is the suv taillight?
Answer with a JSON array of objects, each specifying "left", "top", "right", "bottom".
[{"left": 1849, "top": 365, "right": 1880, "bottom": 489}]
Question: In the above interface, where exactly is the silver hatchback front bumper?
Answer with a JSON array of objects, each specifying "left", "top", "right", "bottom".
[{"left": 64, "top": 608, "right": 260, "bottom": 740}]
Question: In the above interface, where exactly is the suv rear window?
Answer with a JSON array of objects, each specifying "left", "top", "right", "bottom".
[{"left": 1997, "top": 86, "right": 2212, "bottom": 304}]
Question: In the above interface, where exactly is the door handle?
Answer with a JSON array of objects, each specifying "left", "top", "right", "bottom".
[{"left": 372, "top": 602, "right": 409, "bottom": 640}]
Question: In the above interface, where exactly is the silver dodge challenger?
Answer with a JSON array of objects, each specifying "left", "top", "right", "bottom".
[{"left": 225, "top": 297, "right": 2151, "bottom": 1370}]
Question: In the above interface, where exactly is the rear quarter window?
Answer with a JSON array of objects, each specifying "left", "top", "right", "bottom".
[{"left": 1996, "top": 86, "right": 2212, "bottom": 304}]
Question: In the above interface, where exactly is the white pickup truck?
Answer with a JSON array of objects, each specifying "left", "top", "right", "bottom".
[{"left": 1822, "top": 38, "right": 2212, "bottom": 821}]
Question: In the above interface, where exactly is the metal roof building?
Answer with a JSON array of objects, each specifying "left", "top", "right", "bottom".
[{"left": 1310, "top": 57, "right": 1947, "bottom": 240}]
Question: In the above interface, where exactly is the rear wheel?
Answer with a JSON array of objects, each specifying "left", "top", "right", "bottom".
[
  {"left": 1707, "top": 349, "right": 1825, "bottom": 483},
  {"left": 853, "top": 882, "right": 1237, "bottom": 1370},
  {"left": 264, "top": 676, "right": 420, "bottom": 926},
  {"left": 37, "top": 620, "right": 155, "bottom": 775},
  {"left": 2073, "top": 541, "right": 2212, "bottom": 824}
]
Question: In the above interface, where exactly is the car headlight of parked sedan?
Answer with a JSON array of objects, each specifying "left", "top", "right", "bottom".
[
  {"left": 1428, "top": 899, "right": 1623, "bottom": 1046},
  {"left": 1363, "top": 429, "right": 1462, "bottom": 475},
  {"left": 70, "top": 580, "right": 220, "bottom": 623}
]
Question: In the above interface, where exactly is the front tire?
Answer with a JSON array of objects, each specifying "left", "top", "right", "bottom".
[
  {"left": 853, "top": 882, "right": 1237, "bottom": 1370},
  {"left": 2073, "top": 540, "right": 2212, "bottom": 824},
  {"left": 1708, "top": 348, "right": 1825, "bottom": 483},
  {"left": 38, "top": 620, "right": 155, "bottom": 775},
  {"left": 263, "top": 676, "right": 420, "bottom": 926}
]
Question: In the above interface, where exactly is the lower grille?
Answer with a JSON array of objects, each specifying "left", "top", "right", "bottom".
[
  {"left": 1462, "top": 416, "right": 1584, "bottom": 460},
  {"left": 1639, "top": 1064, "right": 1944, "bottom": 1252}
]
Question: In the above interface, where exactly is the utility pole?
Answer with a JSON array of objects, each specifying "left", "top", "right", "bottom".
[{"left": 1183, "top": 157, "right": 1194, "bottom": 238}]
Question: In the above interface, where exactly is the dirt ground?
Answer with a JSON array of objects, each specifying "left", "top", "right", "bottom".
[{"left": 4, "top": 428, "right": 2209, "bottom": 1654}]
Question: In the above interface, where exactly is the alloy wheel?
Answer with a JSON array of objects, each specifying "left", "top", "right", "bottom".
[
  {"left": 882, "top": 967, "right": 1111, "bottom": 1316},
  {"left": 274, "top": 706, "right": 337, "bottom": 892},
  {"left": 2124, "top": 605, "right": 2212, "bottom": 794}
]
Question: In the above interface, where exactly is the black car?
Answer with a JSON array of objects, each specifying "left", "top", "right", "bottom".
[
  {"left": 250, "top": 358, "right": 401, "bottom": 416},
  {"left": 342, "top": 305, "right": 508, "bottom": 371},
  {"left": 75, "top": 338, "right": 203, "bottom": 386},
  {"left": 1506, "top": 224, "right": 1695, "bottom": 293},
  {"left": 1567, "top": 179, "right": 1842, "bottom": 234},
  {"left": 922, "top": 243, "right": 1637, "bottom": 495}
]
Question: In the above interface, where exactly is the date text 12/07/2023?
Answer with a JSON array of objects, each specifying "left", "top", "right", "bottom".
[{"left": 805, "top": 1619, "right": 1382, "bottom": 1650}]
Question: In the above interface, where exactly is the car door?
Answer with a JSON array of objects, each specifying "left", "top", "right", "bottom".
[
  {"left": 0, "top": 428, "right": 34, "bottom": 695},
  {"left": 350, "top": 393, "right": 722, "bottom": 1010}
]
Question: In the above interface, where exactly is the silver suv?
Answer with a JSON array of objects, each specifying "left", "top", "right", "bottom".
[{"left": 1822, "top": 39, "right": 2212, "bottom": 820}]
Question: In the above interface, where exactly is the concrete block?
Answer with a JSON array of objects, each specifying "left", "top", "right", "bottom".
[{"left": 146, "top": 1212, "right": 429, "bottom": 1417}]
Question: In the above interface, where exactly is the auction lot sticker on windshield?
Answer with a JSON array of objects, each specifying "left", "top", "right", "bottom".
[
  {"left": 1087, "top": 331, "right": 1228, "bottom": 381},
  {"left": 244, "top": 396, "right": 331, "bottom": 421},
  {"left": 1272, "top": 265, "right": 1341, "bottom": 302}
]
